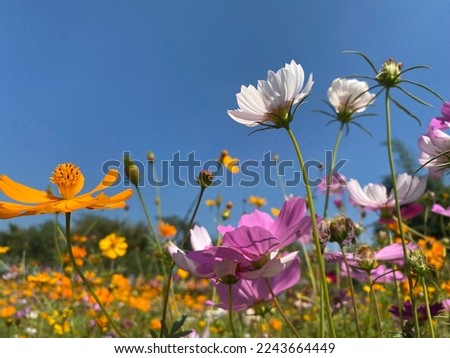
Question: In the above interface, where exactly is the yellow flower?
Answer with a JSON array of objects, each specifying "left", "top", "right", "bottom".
[
  {"left": 0, "top": 246, "right": 10, "bottom": 254},
  {"left": 269, "top": 318, "right": 283, "bottom": 331},
  {"left": 249, "top": 195, "right": 266, "bottom": 208},
  {"left": 219, "top": 150, "right": 239, "bottom": 174},
  {"left": 271, "top": 208, "right": 280, "bottom": 217},
  {"left": 99, "top": 233, "right": 128, "bottom": 259},
  {"left": 205, "top": 199, "right": 217, "bottom": 207},
  {"left": 158, "top": 221, "right": 177, "bottom": 238},
  {"left": 176, "top": 268, "right": 189, "bottom": 279},
  {"left": 0, "top": 163, "right": 133, "bottom": 218},
  {"left": 0, "top": 305, "right": 16, "bottom": 318}
]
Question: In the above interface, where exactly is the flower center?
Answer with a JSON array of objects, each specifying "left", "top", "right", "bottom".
[{"left": 50, "top": 163, "right": 85, "bottom": 199}]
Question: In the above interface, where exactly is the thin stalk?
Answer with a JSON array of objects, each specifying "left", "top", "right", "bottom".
[
  {"left": 228, "top": 284, "right": 237, "bottom": 337},
  {"left": 384, "top": 89, "right": 421, "bottom": 337},
  {"left": 421, "top": 276, "right": 435, "bottom": 337},
  {"left": 134, "top": 185, "right": 161, "bottom": 254},
  {"left": 160, "top": 186, "right": 206, "bottom": 337},
  {"left": 275, "top": 157, "right": 288, "bottom": 199},
  {"left": 340, "top": 246, "right": 362, "bottom": 337},
  {"left": 152, "top": 164, "right": 163, "bottom": 222},
  {"left": 265, "top": 278, "right": 300, "bottom": 338},
  {"left": 367, "top": 274, "right": 383, "bottom": 337},
  {"left": 300, "top": 241, "right": 317, "bottom": 295},
  {"left": 53, "top": 214, "right": 64, "bottom": 268},
  {"left": 64, "top": 213, "right": 127, "bottom": 338},
  {"left": 286, "top": 127, "right": 336, "bottom": 337},
  {"left": 323, "top": 122, "right": 345, "bottom": 218}
]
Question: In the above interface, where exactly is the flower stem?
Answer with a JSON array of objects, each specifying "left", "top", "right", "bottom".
[
  {"left": 134, "top": 185, "right": 161, "bottom": 254},
  {"left": 286, "top": 127, "right": 336, "bottom": 338},
  {"left": 384, "top": 88, "right": 421, "bottom": 337},
  {"left": 340, "top": 246, "right": 362, "bottom": 337},
  {"left": 64, "top": 213, "right": 127, "bottom": 338},
  {"left": 300, "top": 240, "right": 317, "bottom": 295},
  {"left": 323, "top": 122, "right": 345, "bottom": 218},
  {"left": 160, "top": 186, "right": 206, "bottom": 337},
  {"left": 421, "top": 276, "right": 435, "bottom": 338},
  {"left": 228, "top": 284, "right": 237, "bottom": 337},
  {"left": 265, "top": 278, "right": 300, "bottom": 338},
  {"left": 367, "top": 274, "right": 383, "bottom": 337}
]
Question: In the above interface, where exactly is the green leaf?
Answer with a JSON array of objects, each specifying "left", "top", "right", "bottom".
[
  {"left": 400, "top": 79, "right": 445, "bottom": 102},
  {"left": 342, "top": 50, "right": 378, "bottom": 74},
  {"left": 390, "top": 97, "right": 422, "bottom": 126}
]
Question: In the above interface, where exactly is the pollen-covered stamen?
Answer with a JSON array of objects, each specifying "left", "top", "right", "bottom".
[{"left": 50, "top": 163, "right": 85, "bottom": 199}]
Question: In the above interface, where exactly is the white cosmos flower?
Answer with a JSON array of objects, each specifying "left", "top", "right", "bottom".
[
  {"left": 327, "top": 78, "right": 375, "bottom": 121},
  {"left": 347, "top": 173, "right": 427, "bottom": 211},
  {"left": 418, "top": 126, "right": 450, "bottom": 179},
  {"left": 228, "top": 60, "right": 314, "bottom": 128}
]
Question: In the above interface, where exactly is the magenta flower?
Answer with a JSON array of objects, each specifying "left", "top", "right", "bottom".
[
  {"left": 431, "top": 203, "right": 450, "bottom": 217},
  {"left": 429, "top": 101, "right": 450, "bottom": 130},
  {"left": 214, "top": 257, "right": 300, "bottom": 311},
  {"left": 347, "top": 173, "right": 427, "bottom": 214},
  {"left": 418, "top": 126, "right": 450, "bottom": 178},
  {"left": 170, "top": 198, "right": 311, "bottom": 281}
]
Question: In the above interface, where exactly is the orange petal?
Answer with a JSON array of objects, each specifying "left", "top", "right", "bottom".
[
  {"left": 0, "top": 175, "right": 55, "bottom": 204},
  {"left": 82, "top": 170, "right": 120, "bottom": 197}
]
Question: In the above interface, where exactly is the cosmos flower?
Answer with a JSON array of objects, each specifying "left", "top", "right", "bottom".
[
  {"left": 219, "top": 150, "right": 239, "bottom": 174},
  {"left": 327, "top": 78, "right": 375, "bottom": 122},
  {"left": 347, "top": 173, "right": 427, "bottom": 214},
  {"left": 228, "top": 60, "right": 313, "bottom": 128},
  {"left": 389, "top": 301, "right": 444, "bottom": 321},
  {"left": 429, "top": 101, "right": 450, "bottom": 130},
  {"left": 418, "top": 126, "right": 450, "bottom": 178},
  {"left": 214, "top": 257, "right": 300, "bottom": 311},
  {"left": 317, "top": 172, "right": 347, "bottom": 195},
  {"left": 99, "top": 233, "right": 128, "bottom": 260},
  {"left": 158, "top": 221, "right": 177, "bottom": 238},
  {"left": 0, "top": 163, "right": 133, "bottom": 219},
  {"left": 432, "top": 203, "right": 450, "bottom": 217}
]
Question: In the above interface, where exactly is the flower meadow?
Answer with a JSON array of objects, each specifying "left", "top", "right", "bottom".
[{"left": 1, "top": 53, "right": 450, "bottom": 339}]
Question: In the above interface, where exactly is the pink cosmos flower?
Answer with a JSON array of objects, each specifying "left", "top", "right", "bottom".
[
  {"left": 431, "top": 203, "right": 450, "bottom": 217},
  {"left": 429, "top": 102, "right": 450, "bottom": 130},
  {"left": 324, "top": 243, "right": 417, "bottom": 283},
  {"left": 317, "top": 172, "right": 347, "bottom": 195},
  {"left": 227, "top": 60, "right": 314, "bottom": 127},
  {"left": 418, "top": 126, "right": 450, "bottom": 178},
  {"left": 347, "top": 173, "right": 427, "bottom": 212},
  {"left": 218, "top": 197, "right": 312, "bottom": 279},
  {"left": 214, "top": 257, "right": 300, "bottom": 311},
  {"left": 170, "top": 198, "right": 311, "bottom": 281}
]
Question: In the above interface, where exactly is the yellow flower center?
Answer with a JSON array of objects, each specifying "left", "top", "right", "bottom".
[{"left": 50, "top": 163, "right": 85, "bottom": 199}]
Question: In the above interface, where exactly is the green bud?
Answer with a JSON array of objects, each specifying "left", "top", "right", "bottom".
[
  {"left": 356, "top": 245, "right": 376, "bottom": 272},
  {"left": 197, "top": 170, "right": 213, "bottom": 188},
  {"left": 376, "top": 58, "right": 403, "bottom": 87},
  {"left": 408, "top": 248, "right": 429, "bottom": 276}
]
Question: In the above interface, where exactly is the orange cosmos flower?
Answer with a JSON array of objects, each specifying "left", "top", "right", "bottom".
[
  {"left": 158, "top": 221, "right": 177, "bottom": 238},
  {"left": 248, "top": 195, "right": 266, "bottom": 208},
  {"left": 219, "top": 150, "right": 239, "bottom": 174},
  {"left": 0, "top": 246, "right": 10, "bottom": 254},
  {"left": 0, "top": 163, "right": 132, "bottom": 218}
]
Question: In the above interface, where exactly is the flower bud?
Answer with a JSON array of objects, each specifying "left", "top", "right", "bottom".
[
  {"left": 318, "top": 215, "right": 357, "bottom": 249},
  {"left": 147, "top": 151, "right": 155, "bottom": 162},
  {"left": 356, "top": 245, "right": 376, "bottom": 272},
  {"left": 128, "top": 164, "right": 141, "bottom": 186},
  {"left": 408, "top": 248, "right": 429, "bottom": 276},
  {"left": 226, "top": 201, "right": 233, "bottom": 210},
  {"left": 376, "top": 58, "right": 403, "bottom": 87},
  {"left": 197, "top": 170, "right": 213, "bottom": 188}
]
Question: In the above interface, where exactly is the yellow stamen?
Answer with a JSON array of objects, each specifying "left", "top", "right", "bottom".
[{"left": 50, "top": 163, "right": 85, "bottom": 199}]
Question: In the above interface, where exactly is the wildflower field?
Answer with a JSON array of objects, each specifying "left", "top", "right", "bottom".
[{"left": 1, "top": 51, "right": 450, "bottom": 339}]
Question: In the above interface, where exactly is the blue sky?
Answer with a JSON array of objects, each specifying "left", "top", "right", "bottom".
[{"left": 0, "top": 0, "right": 449, "bottom": 234}]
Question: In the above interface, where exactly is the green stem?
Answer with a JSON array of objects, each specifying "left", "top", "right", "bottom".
[
  {"left": 421, "top": 276, "right": 435, "bottom": 338},
  {"left": 286, "top": 127, "right": 336, "bottom": 338},
  {"left": 265, "top": 278, "right": 300, "bottom": 338},
  {"left": 323, "top": 122, "right": 345, "bottom": 218},
  {"left": 160, "top": 186, "right": 206, "bottom": 337},
  {"left": 300, "top": 241, "right": 317, "bottom": 295},
  {"left": 228, "top": 284, "right": 237, "bottom": 337},
  {"left": 53, "top": 214, "right": 64, "bottom": 268},
  {"left": 152, "top": 164, "right": 163, "bottom": 222},
  {"left": 135, "top": 185, "right": 161, "bottom": 254},
  {"left": 64, "top": 213, "right": 126, "bottom": 338},
  {"left": 340, "top": 246, "right": 362, "bottom": 337},
  {"left": 368, "top": 273, "right": 383, "bottom": 337},
  {"left": 384, "top": 88, "right": 421, "bottom": 337}
]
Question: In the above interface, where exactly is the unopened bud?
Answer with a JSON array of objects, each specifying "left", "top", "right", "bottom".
[
  {"left": 226, "top": 201, "right": 233, "bottom": 210},
  {"left": 376, "top": 58, "right": 403, "bottom": 87},
  {"left": 147, "top": 151, "right": 155, "bottom": 162},
  {"left": 128, "top": 164, "right": 140, "bottom": 186},
  {"left": 222, "top": 209, "right": 231, "bottom": 221},
  {"left": 408, "top": 249, "right": 429, "bottom": 276},
  {"left": 197, "top": 170, "right": 213, "bottom": 188},
  {"left": 356, "top": 245, "right": 376, "bottom": 272}
]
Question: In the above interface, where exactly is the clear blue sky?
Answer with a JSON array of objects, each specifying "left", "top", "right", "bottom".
[{"left": 0, "top": 0, "right": 449, "bottom": 234}]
